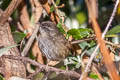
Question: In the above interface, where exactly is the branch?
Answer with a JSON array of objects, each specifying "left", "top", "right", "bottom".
[
  {"left": 2, "top": 55, "right": 81, "bottom": 78},
  {"left": 27, "top": 68, "right": 42, "bottom": 79},
  {"left": 0, "top": 0, "right": 22, "bottom": 24},
  {"left": 71, "top": 37, "right": 95, "bottom": 44},
  {"left": 71, "top": 37, "right": 120, "bottom": 48},
  {"left": 21, "top": 23, "right": 39, "bottom": 56}
]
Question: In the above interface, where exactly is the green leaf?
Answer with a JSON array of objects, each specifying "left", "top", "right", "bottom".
[
  {"left": 105, "top": 34, "right": 117, "bottom": 37},
  {"left": 79, "top": 41, "right": 97, "bottom": 55},
  {"left": 89, "top": 72, "right": 99, "bottom": 79},
  {"left": 106, "top": 25, "right": 120, "bottom": 35},
  {"left": 57, "top": 21, "right": 66, "bottom": 34},
  {"left": 87, "top": 46, "right": 100, "bottom": 55},
  {"left": 79, "top": 28, "right": 91, "bottom": 37},
  {"left": 12, "top": 32, "right": 26, "bottom": 43},
  {"left": 67, "top": 29, "right": 82, "bottom": 39},
  {"left": 0, "top": 45, "right": 18, "bottom": 57},
  {"left": 89, "top": 40, "right": 96, "bottom": 47},
  {"left": 79, "top": 41, "right": 88, "bottom": 49},
  {"left": 67, "top": 28, "right": 91, "bottom": 40},
  {"left": 60, "top": 66, "right": 66, "bottom": 70},
  {"left": 50, "top": 5, "right": 55, "bottom": 12},
  {"left": 56, "top": 0, "right": 60, "bottom": 6},
  {"left": 57, "top": 21, "right": 62, "bottom": 28}
]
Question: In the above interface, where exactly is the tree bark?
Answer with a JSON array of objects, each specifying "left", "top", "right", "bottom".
[{"left": 0, "top": 10, "right": 26, "bottom": 79}]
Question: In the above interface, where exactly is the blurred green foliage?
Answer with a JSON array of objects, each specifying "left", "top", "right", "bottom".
[
  {"left": 50, "top": 5, "right": 55, "bottom": 12},
  {"left": 0, "top": 0, "right": 10, "bottom": 10},
  {"left": 56, "top": 0, "right": 60, "bottom": 6},
  {"left": 76, "top": 12, "right": 87, "bottom": 25},
  {"left": 0, "top": 75, "right": 4, "bottom": 80}
]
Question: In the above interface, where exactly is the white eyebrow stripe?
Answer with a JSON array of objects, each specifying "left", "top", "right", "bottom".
[{"left": 45, "top": 26, "right": 54, "bottom": 31}]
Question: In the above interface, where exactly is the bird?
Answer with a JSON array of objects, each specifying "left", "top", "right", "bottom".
[{"left": 38, "top": 21, "right": 72, "bottom": 61}]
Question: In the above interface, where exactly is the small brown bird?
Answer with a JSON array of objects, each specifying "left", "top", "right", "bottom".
[{"left": 38, "top": 21, "right": 72, "bottom": 61}]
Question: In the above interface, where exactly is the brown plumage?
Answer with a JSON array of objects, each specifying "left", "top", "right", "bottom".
[{"left": 38, "top": 21, "right": 72, "bottom": 61}]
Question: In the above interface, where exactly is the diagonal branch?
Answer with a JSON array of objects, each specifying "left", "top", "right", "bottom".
[
  {"left": 0, "top": 0, "right": 23, "bottom": 24},
  {"left": 21, "top": 23, "right": 39, "bottom": 56}
]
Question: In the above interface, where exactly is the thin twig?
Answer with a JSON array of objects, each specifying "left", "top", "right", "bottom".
[
  {"left": 71, "top": 37, "right": 120, "bottom": 48},
  {"left": 102, "top": 0, "right": 119, "bottom": 38},
  {"left": 79, "top": 0, "right": 119, "bottom": 80},
  {"left": 105, "top": 40, "right": 120, "bottom": 48},
  {"left": 21, "top": 23, "right": 39, "bottom": 56},
  {"left": 2, "top": 55, "right": 81, "bottom": 78},
  {"left": 71, "top": 37, "right": 95, "bottom": 44}
]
